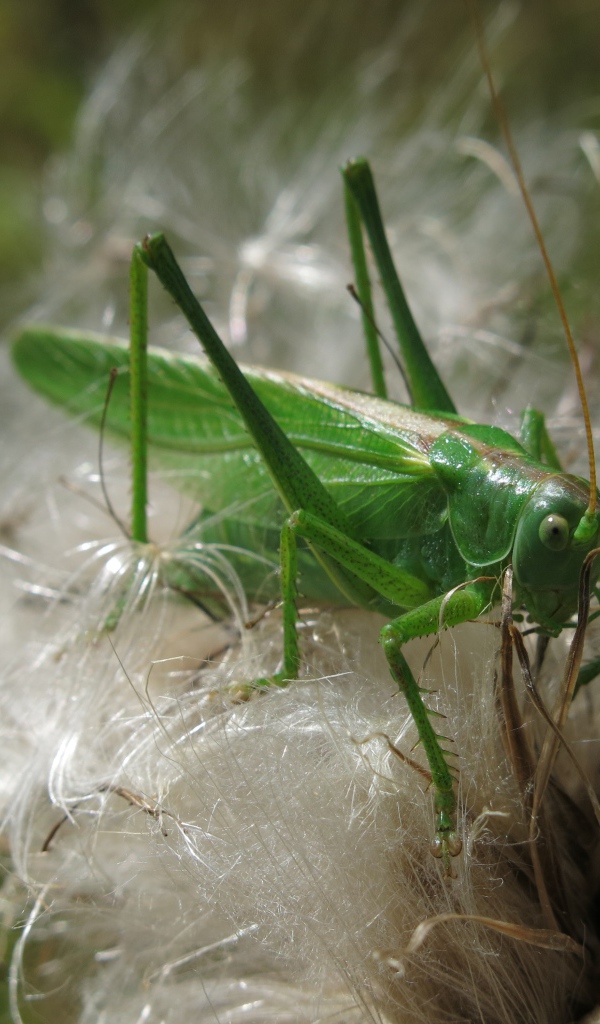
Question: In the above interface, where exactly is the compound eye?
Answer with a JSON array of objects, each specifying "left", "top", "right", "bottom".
[{"left": 538, "top": 513, "right": 569, "bottom": 551}]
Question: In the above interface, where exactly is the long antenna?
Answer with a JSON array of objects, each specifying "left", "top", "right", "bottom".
[{"left": 469, "top": 1, "right": 597, "bottom": 534}]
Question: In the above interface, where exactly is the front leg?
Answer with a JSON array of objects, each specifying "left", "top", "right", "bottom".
[{"left": 380, "top": 587, "right": 490, "bottom": 874}]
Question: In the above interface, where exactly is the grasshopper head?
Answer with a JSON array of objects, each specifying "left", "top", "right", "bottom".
[{"left": 513, "top": 475, "right": 600, "bottom": 631}]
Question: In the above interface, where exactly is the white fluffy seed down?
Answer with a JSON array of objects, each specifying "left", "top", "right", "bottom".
[{"left": 2, "top": 3, "right": 600, "bottom": 1022}]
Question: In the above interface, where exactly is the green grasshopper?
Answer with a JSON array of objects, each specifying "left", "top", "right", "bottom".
[{"left": 12, "top": 156, "right": 600, "bottom": 875}]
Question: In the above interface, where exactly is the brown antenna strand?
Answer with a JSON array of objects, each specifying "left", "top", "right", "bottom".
[{"left": 469, "top": 1, "right": 597, "bottom": 516}]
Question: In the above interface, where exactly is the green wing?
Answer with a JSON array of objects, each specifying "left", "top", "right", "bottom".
[{"left": 13, "top": 327, "right": 451, "bottom": 546}]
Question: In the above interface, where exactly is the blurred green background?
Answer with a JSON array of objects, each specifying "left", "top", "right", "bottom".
[
  {"left": 0, "top": 0, "right": 166, "bottom": 325},
  {"left": 1, "top": 0, "right": 599, "bottom": 333}
]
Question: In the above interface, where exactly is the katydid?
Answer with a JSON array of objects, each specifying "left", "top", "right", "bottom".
[{"left": 12, "top": 157, "right": 600, "bottom": 874}]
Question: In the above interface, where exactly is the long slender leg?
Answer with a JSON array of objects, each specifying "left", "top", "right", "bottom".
[
  {"left": 252, "top": 518, "right": 301, "bottom": 689},
  {"left": 380, "top": 593, "right": 489, "bottom": 873},
  {"left": 129, "top": 245, "right": 149, "bottom": 543},
  {"left": 344, "top": 180, "right": 387, "bottom": 399},
  {"left": 343, "top": 159, "right": 457, "bottom": 415},
  {"left": 141, "top": 232, "right": 379, "bottom": 613}
]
